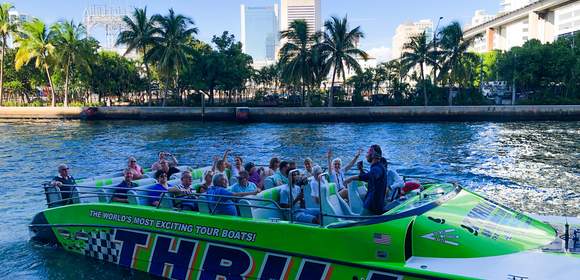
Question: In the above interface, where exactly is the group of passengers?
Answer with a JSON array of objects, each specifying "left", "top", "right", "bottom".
[{"left": 51, "top": 144, "right": 406, "bottom": 223}]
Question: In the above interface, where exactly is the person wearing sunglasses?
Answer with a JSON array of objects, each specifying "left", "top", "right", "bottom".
[
  {"left": 51, "top": 164, "right": 77, "bottom": 205},
  {"left": 147, "top": 170, "right": 172, "bottom": 207},
  {"left": 127, "top": 156, "right": 144, "bottom": 179}
]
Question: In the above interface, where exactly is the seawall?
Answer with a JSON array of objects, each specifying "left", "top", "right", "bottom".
[{"left": 0, "top": 105, "right": 579, "bottom": 122}]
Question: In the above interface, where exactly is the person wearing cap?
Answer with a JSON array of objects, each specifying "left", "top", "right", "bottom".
[
  {"left": 51, "top": 164, "right": 77, "bottom": 205},
  {"left": 345, "top": 144, "right": 388, "bottom": 216},
  {"left": 230, "top": 170, "right": 260, "bottom": 197}
]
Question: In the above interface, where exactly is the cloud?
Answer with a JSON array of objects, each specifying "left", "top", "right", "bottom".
[{"left": 366, "top": 46, "right": 392, "bottom": 63}]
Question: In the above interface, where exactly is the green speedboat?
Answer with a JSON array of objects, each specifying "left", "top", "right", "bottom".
[{"left": 30, "top": 168, "right": 580, "bottom": 280}]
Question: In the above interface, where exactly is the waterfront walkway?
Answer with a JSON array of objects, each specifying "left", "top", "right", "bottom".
[{"left": 0, "top": 105, "right": 579, "bottom": 122}]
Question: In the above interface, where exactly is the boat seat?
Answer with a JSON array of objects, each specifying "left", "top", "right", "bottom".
[
  {"left": 304, "top": 180, "right": 318, "bottom": 209},
  {"left": 197, "top": 196, "right": 210, "bottom": 214},
  {"left": 320, "top": 183, "right": 355, "bottom": 226},
  {"left": 127, "top": 180, "right": 180, "bottom": 206},
  {"left": 238, "top": 199, "right": 254, "bottom": 218},
  {"left": 348, "top": 181, "right": 366, "bottom": 214},
  {"left": 251, "top": 186, "right": 284, "bottom": 220},
  {"left": 44, "top": 185, "right": 63, "bottom": 208}
]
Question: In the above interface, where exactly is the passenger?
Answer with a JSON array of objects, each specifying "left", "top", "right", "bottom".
[
  {"left": 308, "top": 165, "right": 327, "bottom": 206},
  {"left": 151, "top": 151, "right": 178, "bottom": 171},
  {"left": 263, "top": 160, "right": 290, "bottom": 189},
  {"left": 262, "top": 157, "right": 280, "bottom": 177},
  {"left": 344, "top": 144, "right": 388, "bottom": 216},
  {"left": 303, "top": 158, "right": 314, "bottom": 177},
  {"left": 327, "top": 148, "right": 362, "bottom": 200},
  {"left": 279, "top": 171, "right": 320, "bottom": 224},
  {"left": 147, "top": 170, "right": 171, "bottom": 207},
  {"left": 231, "top": 171, "right": 260, "bottom": 197},
  {"left": 244, "top": 162, "right": 262, "bottom": 187},
  {"left": 288, "top": 161, "right": 297, "bottom": 172},
  {"left": 232, "top": 156, "right": 244, "bottom": 178},
  {"left": 198, "top": 170, "right": 213, "bottom": 194},
  {"left": 159, "top": 159, "right": 180, "bottom": 178},
  {"left": 111, "top": 168, "right": 138, "bottom": 203},
  {"left": 205, "top": 174, "right": 238, "bottom": 216},
  {"left": 51, "top": 164, "right": 77, "bottom": 205},
  {"left": 169, "top": 171, "right": 197, "bottom": 210},
  {"left": 127, "top": 156, "right": 144, "bottom": 179}
]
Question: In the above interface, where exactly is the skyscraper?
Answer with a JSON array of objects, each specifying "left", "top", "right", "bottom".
[
  {"left": 280, "top": 0, "right": 321, "bottom": 34},
  {"left": 391, "top": 19, "right": 433, "bottom": 59},
  {"left": 241, "top": 4, "right": 279, "bottom": 67}
]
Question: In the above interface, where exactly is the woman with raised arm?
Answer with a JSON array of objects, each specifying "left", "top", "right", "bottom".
[{"left": 327, "top": 148, "right": 362, "bottom": 200}]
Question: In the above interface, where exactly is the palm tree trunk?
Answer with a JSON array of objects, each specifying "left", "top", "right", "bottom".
[
  {"left": 144, "top": 62, "right": 152, "bottom": 107},
  {"left": 329, "top": 66, "right": 337, "bottom": 107},
  {"left": 45, "top": 64, "right": 56, "bottom": 107},
  {"left": 163, "top": 77, "right": 169, "bottom": 107},
  {"left": 0, "top": 36, "right": 5, "bottom": 106},
  {"left": 301, "top": 79, "right": 305, "bottom": 107},
  {"left": 420, "top": 62, "right": 427, "bottom": 106},
  {"left": 64, "top": 57, "right": 71, "bottom": 107}
]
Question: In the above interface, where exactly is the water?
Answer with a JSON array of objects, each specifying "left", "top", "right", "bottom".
[{"left": 0, "top": 120, "right": 578, "bottom": 279}]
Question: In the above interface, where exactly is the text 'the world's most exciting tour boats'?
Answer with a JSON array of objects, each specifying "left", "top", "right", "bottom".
[{"left": 30, "top": 165, "right": 580, "bottom": 280}]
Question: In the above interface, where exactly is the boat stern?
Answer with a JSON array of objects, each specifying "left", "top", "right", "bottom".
[{"left": 29, "top": 211, "right": 58, "bottom": 245}]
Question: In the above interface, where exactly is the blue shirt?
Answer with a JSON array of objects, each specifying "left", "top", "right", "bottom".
[
  {"left": 112, "top": 180, "right": 137, "bottom": 200},
  {"left": 359, "top": 161, "right": 387, "bottom": 215},
  {"left": 230, "top": 182, "right": 257, "bottom": 194},
  {"left": 206, "top": 186, "right": 238, "bottom": 216},
  {"left": 264, "top": 171, "right": 288, "bottom": 189},
  {"left": 147, "top": 184, "right": 169, "bottom": 206}
]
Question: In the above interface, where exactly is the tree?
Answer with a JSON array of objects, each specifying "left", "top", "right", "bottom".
[
  {"left": 51, "top": 21, "right": 94, "bottom": 106},
  {"left": 0, "top": 3, "right": 17, "bottom": 105},
  {"left": 15, "top": 19, "right": 57, "bottom": 106},
  {"left": 401, "top": 31, "right": 436, "bottom": 106},
  {"left": 437, "top": 21, "right": 476, "bottom": 106},
  {"left": 319, "top": 15, "right": 368, "bottom": 107},
  {"left": 148, "top": 8, "right": 198, "bottom": 106},
  {"left": 116, "top": 7, "right": 157, "bottom": 106},
  {"left": 279, "top": 20, "right": 316, "bottom": 106}
]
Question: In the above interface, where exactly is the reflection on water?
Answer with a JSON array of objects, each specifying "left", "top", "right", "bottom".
[{"left": 0, "top": 120, "right": 578, "bottom": 279}]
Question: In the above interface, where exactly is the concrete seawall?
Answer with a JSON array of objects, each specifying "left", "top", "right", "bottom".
[{"left": 1, "top": 105, "right": 579, "bottom": 122}]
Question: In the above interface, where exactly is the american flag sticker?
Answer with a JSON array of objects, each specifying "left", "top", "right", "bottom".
[{"left": 373, "top": 233, "right": 392, "bottom": 245}]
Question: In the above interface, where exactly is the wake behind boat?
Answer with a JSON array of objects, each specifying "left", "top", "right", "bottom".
[{"left": 30, "top": 155, "right": 580, "bottom": 280}]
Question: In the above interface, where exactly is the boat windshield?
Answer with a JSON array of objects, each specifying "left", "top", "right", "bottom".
[{"left": 327, "top": 183, "right": 461, "bottom": 228}]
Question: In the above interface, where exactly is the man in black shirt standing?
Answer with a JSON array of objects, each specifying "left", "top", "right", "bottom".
[{"left": 51, "top": 164, "right": 77, "bottom": 205}]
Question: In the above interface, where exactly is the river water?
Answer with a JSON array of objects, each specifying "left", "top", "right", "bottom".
[{"left": 0, "top": 120, "right": 578, "bottom": 279}]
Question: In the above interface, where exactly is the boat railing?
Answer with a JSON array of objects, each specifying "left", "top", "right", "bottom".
[{"left": 42, "top": 183, "right": 287, "bottom": 214}]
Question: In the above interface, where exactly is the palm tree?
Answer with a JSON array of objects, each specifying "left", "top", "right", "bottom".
[
  {"left": 116, "top": 7, "right": 157, "bottom": 106},
  {"left": 15, "top": 19, "right": 56, "bottom": 106},
  {"left": 319, "top": 15, "right": 368, "bottom": 107},
  {"left": 401, "top": 31, "right": 436, "bottom": 106},
  {"left": 51, "top": 21, "right": 92, "bottom": 106},
  {"left": 0, "top": 3, "right": 17, "bottom": 105},
  {"left": 279, "top": 20, "right": 315, "bottom": 106},
  {"left": 147, "top": 9, "right": 198, "bottom": 106},
  {"left": 437, "top": 21, "right": 476, "bottom": 106}
]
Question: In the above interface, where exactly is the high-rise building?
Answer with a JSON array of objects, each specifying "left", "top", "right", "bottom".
[
  {"left": 391, "top": 19, "right": 433, "bottom": 59},
  {"left": 465, "top": 0, "right": 580, "bottom": 53},
  {"left": 241, "top": 4, "right": 279, "bottom": 68},
  {"left": 500, "top": 0, "right": 538, "bottom": 14},
  {"left": 280, "top": 0, "right": 321, "bottom": 34}
]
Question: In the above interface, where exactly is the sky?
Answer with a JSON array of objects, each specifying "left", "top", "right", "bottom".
[{"left": 11, "top": 0, "right": 499, "bottom": 61}]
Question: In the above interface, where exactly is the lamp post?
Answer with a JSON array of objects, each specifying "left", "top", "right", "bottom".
[{"left": 433, "top": 16, "right": 444, "bottom": 85}]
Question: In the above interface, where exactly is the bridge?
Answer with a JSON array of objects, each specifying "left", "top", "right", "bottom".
[{"left": 464, "top": 0, "right": 578, "bottom": 52}]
